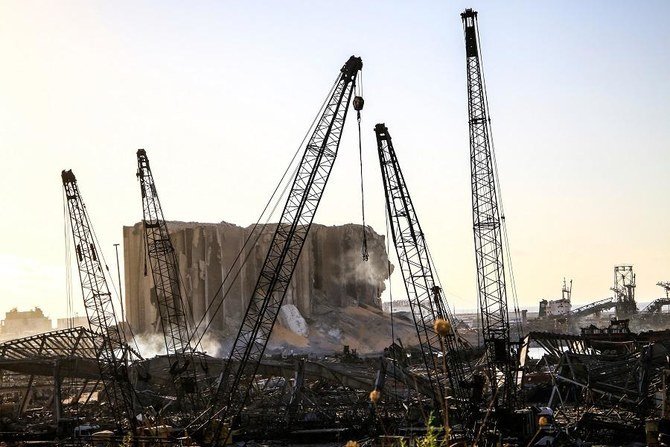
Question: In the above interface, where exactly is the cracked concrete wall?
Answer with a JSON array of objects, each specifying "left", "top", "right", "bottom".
[{"left": 123, "top": 221, "right": 391, "bottom": 336}]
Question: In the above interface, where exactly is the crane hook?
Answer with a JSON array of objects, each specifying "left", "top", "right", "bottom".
[{"left": 353, "top": 96, "right": 364, "bottom": 111}]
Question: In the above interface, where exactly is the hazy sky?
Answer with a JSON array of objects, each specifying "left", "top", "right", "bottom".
[{"left": 0, "top": 1, "right": 668, "bottom": 321}]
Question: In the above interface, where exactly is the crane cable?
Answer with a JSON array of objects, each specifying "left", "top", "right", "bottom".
[
  {"left": 357, "top": 111, "right": 368, "bottom": 262},
  {"left": 354, "top": 71, "right": 368, "bottom": 262},
  {"left": 384, "top": 207, "right": 399, "bottom": 408},
  {"left": 476, "top": 22, "right": 523, "bottom": 337},
  {"left": 187, "top": 74, "right": 342, "bottom": 347},
  {"left": 63, "top": 188, "right": 74, "bottom": 329}
]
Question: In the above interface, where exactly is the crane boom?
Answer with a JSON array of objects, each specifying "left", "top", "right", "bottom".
[
  {"left": 137, "top": 149, "right": 193, "bottom": 355},
  {"left": 61, "top": 169, "right": 137, "bottom": 431},
  {"left": 374, "top": 123, "right": 470, "bottom": 418},
  {"left": 136, "top": 149, "right": 203, "bottom": 409},
  {"left": 462, "top": 8, "right": 516, "bottom": 408},
  {"left": 195, "top": 55, "right": 362, "bottom": 445}
]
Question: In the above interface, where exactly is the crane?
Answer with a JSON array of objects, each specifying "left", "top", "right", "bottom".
[
  {"left": 136, "top": 149, "right": 204, "bottom": 410},
  {"left": 191, "top": 55, "right": 363, "bottom": 445},
  {"left": 562, "top": 278, "right": 572, "bottom": 302},
  {"left": 611, "top": 265, "right": 637, "bottom": 317},
  {"left": 462, "top": 8, "right": 517, "bottom": 409},
  {"left": 374, "top": 123, "right": 471, "bottom": 423},
  {"left": 62, "top": 169, "right": 138, "bottom": 433}
]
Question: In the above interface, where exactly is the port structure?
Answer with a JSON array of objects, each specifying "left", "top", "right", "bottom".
[{"left": 612, "top": 265, "right": 637, "bottom": 317}]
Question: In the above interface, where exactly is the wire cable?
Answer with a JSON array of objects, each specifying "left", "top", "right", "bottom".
[
  {"left": 357, "top": 111, "right": 369, "bottom": 261},
  {"left": 190, "top": 162, "right": 298, "bottom": 350},
  {"left": 384, "top": 206, "right": 399, "bottom": 408},
  {"left": 187, "top": 74, "right": 342, "bottom": 349},
  {"left": 63, "top": 188, "right": 74, "bottom": 329},
  {"left": 476, "top": 22, "right": 523, "bottom": 337},
  {"left": 79, "top": 186, "right": 144, "bottom": 359}
]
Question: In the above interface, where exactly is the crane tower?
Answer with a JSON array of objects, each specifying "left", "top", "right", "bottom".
[
  {"left": 137, "top": 149, "right": 204, "bottom": 410},
  {"left": 62, "top": 170, "right": 138, "bottom": 433},
  {"left": 374, "top": 123, "right": 470, "bottom": 420},
  {"left": 462, "top": 8, "right": 516, "bottom": 408},
  {"left": 193, "top": 55, "right": 363, "bottom": 446}
]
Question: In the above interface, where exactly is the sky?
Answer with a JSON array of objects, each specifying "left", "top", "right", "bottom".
[{"left": 0, "top": 1, "right": 668, "bottom": 322}]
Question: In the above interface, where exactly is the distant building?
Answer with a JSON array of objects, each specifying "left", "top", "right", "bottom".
[
  {"left": 56, "top": 316, "right": 90, "bottom": 330},
  {"left": 1, "top": 307, "right": 52, "bottom": 340}
]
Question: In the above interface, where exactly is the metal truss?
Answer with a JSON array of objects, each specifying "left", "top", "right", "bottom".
[
  {"left": 0, "top": 327, "right": 106, "bottom": 421},
  {"left": 569, "top": 297, "right": 616, "bottom": 318},
  {"left": 521, "top": 327, "right": 668, "bottom": 440},
  {"left": 136, "top": 149, "right": 192, "bottom": 356},
  {"left": 612, "top": 265, "right": 637, "bottom": 317},
  {"left": 643, "top": 297, "right": 670, "bottom": 314},
  {"left": 62, "top": 170, "right": 137, "bottom": 432},
  {"left": 0, "top": 327, "right": 101, "bottom": 361},
  {"left": 195, "top": 56, "right": 362, "bottom": 445},
  {"left": 462, "top": 8, "right": 515, "bottom": 407},
  {"left": 551, "top": 348, "right": 659, "bottom": 415},
  {"left": 520, "top": 332, "right": 594, "bottom": 365},
  {"left": 374, "top": 123, "right": 470, "bottom": 417},
  {"left": 137, "top": 149, "right": 204, "bottom": 410}
]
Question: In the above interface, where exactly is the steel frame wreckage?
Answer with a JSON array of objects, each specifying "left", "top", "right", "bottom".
[{"left": 1, "top": 8, "right": 668, "bottom": 447}]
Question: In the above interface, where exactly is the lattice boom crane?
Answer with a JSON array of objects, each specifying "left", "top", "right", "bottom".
[
  {"left": 61, "top": 169, "right": 138, "bottom": 432},
  {"left": 462, "top": 8, "right": 516, "bottom": 408},
  {"left": 192, "top": 55, "right": 363, "bottom": 446},
  {"left": 374, "top": 123, "right": 470, "bottom": 420},
  {"left": 136, "top": 149, "right": 203, "bottom": 409}
]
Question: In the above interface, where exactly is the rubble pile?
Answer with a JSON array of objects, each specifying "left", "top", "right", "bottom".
[{"left": 521, "top": 319, "right": 670, "bottom": 444}]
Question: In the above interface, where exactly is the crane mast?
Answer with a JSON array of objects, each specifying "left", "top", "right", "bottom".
[
  {"left": 462, "top": 8, "right": 516, "bottom": 408},
  {"left": 61, "top": 170, "right": 137, "bottom": 432},
  {"left": 195, "top": 55, "right": 363, "bottom": 445},
  {"left": 136, "top": 149, "right": 203, "bottom": 407},
  {"left": 137, "top": 149, "right": 193, "bottom": 355},
  {"left": 374, "top": 123, "right": 469, "bottom": 418}
]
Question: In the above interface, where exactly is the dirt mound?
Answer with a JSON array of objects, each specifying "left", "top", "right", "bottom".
[{"left": 266, "top": 304, "right": 419, "bottom": 355}]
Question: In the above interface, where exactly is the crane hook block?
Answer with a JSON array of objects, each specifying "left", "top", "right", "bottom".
[{"left": 353, "top": 96, "right": 364, "bottom": 111}]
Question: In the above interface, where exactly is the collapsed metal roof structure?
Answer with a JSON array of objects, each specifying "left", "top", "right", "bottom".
[{"left": 520, "top": 320, "right": 670, "bottom": 444}]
